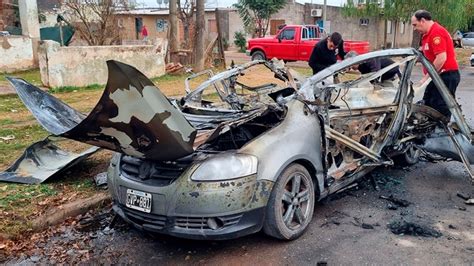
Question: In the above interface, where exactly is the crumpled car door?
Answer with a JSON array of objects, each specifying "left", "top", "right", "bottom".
[
  {"left": 418, "top": 55, "right": 474, "bottom": 183},
  {"left": 8, "top": 60, "right": 197, "bottom": 161}
]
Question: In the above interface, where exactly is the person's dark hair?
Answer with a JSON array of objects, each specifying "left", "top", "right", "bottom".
[
  {"left": 329, "top": 32, "right": 342, "bottom": 46},
  {"left": 413, "top": 10, "right": 432, "bottom": 21}
]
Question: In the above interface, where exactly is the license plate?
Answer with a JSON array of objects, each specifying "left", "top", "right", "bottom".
[{"left": 126, "top": 189, "right": 152, "bottom": 213}]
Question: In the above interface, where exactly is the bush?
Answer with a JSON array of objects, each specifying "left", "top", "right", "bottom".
[{"left": 234, "top": 31, "right": 247, "bottom": 52}]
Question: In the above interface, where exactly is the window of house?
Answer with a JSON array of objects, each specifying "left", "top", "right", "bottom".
[
  {"left": 400, "top": 22, "right": 405, "bottom": 34},
  {"left": 279, "top": 28, "right": 295, "bottom": 40},
  {"left": 387, "top": 20, "right": 392, "bottom": 34}
]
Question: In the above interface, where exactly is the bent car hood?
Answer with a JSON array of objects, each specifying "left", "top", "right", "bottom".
[{"left": 8, "top": 61, "right": 197, "bottom": 161}]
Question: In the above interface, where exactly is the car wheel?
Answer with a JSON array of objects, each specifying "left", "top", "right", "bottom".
[
  {"left": 394, "top": 143, "right": 420, "bottom": 166},
  {"left": 263, "top": 163, "right": 315, "bottom": 240},
  {"left": 251, "top": 51, "right": 266, "bottom": 61}
]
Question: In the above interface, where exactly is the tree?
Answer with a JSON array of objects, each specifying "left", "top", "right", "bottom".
[
  {"left": 342, "top": 0, "right": 474, "bottom": 48},
  {"left": 234, "top": 31, "right": 246, "bottom": 52},
  {"left": 64, "top": 0, "right": 129, "bottom": 46},
  {"left": 177, "top": 0, "right": 195, "bottom": 49},
  {"left": 234, "top": 0, "right": 286, "bottom": 38},
  {"left": 194, "top": 0, "right": 205, "bottom": 71}
]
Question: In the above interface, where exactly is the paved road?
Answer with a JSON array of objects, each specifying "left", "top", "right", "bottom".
[{"left": 7, "top": 56, "right": 474, "bottom": 265}]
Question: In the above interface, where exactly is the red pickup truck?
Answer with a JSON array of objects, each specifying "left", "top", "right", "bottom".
[{"left": 246, "top": 25, "right": 370, "bottom": 62}]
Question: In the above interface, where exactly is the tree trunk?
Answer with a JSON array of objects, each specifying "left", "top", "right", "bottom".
[
  {"left": 169, "top": 0, "right": 179, "bottom": 63},
  {"left": 183, "top": 22, "right": 189, "bottom": 49},
  {"left": 194, "top": 0, "right": 205, "bottom": 72},
  {"left": 411, "top": 31, "right": 422, "bottom": 49}
]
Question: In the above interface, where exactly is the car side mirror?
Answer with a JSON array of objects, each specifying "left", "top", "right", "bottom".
[{"left": 277, "top": 36, "right": 282, "bottom": 43}]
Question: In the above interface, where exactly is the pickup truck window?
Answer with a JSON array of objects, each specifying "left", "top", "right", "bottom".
[
  {"left": 279, "top": 28, "right": 295, "bottom": 40},
  {"left": 302, "top": 26, "right": 320, "bottom": 40}
]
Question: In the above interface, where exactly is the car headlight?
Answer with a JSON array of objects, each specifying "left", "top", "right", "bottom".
[{"left": 190, "top": 153, "right": 258, "bottom": 182}]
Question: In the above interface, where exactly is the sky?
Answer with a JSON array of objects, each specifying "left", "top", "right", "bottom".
[{"left": 140, "top": 0, "right": 347, "bottom": 8}]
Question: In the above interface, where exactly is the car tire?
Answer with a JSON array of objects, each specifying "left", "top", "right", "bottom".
[
  {"left": 394, "top": 143, "right": 420, "bottom": 166},
  {"left": 251, "top": 51, "right": 266, "bottom": 61},
  {"left": 263, "top": 163, "right": 315, "bottom": 240}
]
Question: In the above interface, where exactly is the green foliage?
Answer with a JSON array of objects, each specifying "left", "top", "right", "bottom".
[
  {"left": 342, "top": 0, "right": 474, "bottom": 33},
  {"left": 234, "top": 31, "right": 247, "bottom": 52},
  {"left": 49, "top": 84, "right": 103, "bottom": 93},
  {"left": 234, "top": 0, "right": 286, "bottom": 37}
]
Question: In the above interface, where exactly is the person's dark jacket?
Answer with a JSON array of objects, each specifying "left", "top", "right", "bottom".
[
  {"left": 358, "top": 58, "right": 401, "bottom": 81},
  {"left": 308, "top": 38, "right": 346, "bottom": 75}
]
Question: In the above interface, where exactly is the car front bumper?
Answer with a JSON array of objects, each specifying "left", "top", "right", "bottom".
[
  {"left": 107, "top": 155, "right": 273, "bottom": 240},
  {"left": 112, "top": 203, "right": 265, "bottom": 240}
]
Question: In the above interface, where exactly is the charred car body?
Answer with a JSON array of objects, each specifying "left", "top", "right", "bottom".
[{"left": 7, "top": 48, "right": 474, "bottom": 240}]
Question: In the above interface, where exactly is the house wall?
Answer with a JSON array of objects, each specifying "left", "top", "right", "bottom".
[
  {"left": 385, "top": 20, "right": 413, "bottom": 48},
  {"left": 303, "top": 4, "right": 380, "bottom": 50},
  {"left": 116, "top": 10, "right": 234, "bottom": 49},
  {"left": 116, "top": 14, "right": 170, "bottom": 43},
  {"left": 228, "top": 10, "right": 242, "bottom": 47},
  {"left": 38, "top": 40, "right": 166, "bottom": 87},
  {"left": 0, "top": 36, "right": 35, "bottom": 72},
  {"left": 272, "top": 1, "right": 306, "bottom": 26}
]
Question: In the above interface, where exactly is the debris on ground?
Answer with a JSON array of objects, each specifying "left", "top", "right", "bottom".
[
  {"left": 320, "top": 211, "right": 349, "bottom": 227},
  {"left": 465, "top": 199, "right": 474, "bottom": 205},
  {"left": 456, "top": 192, "right": 471, "bottom": 201},
  {"left": 0, "top": 135, "right": 15, "bottom": 141},
  {"left": 387, "top": 204, "right": 398, "bottom": 210},
  {"left": 165, "top": 63, "right": 184, "bottom": 74},
  {"left": 387, "top": 220, "right": 442, "bottom": 237},
  {"left": 361, "top": 223, "right": 375, "bottom": 229},
  {"left": 94, "top": 172, "right": 108, "bottom": 189},
  {"left": 456, "top": 206, "right": 467, "bottom": 211},
  {"left": 370, "top": 172, "right": 402, "bottom": 189},
  {"left": 2, "top": 206, "right": 129, "bottom": 264},
  {"left": 379, "top": 195, "right": 411, "bottom": 207}
]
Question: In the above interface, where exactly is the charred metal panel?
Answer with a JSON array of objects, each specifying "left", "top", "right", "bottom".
[
  {"left": 239, "top": 100, "right": 326, "bottom": 196},
  {"left": 0, "top": 137, "right": 99, "bottom": 184},
  {"left": 8, "top": 61, "right": 197, "bottom": 161}
]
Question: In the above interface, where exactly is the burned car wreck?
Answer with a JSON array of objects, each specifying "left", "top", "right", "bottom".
[{"left": 7, "top": 48, "right": 474, "bottom": 240}]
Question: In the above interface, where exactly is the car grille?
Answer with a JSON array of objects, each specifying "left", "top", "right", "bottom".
[
  {"left": 175, "top": 213, "right": 243, "bottom": 230},
  {"left": 121, "top": 205, "right": 167, "bottom": 230},
  {"left": 120, "top": 155, "right": 190, "bottom": 186},
  {"left": 120, "top": 203, "right": 244, "bottom": 231}
]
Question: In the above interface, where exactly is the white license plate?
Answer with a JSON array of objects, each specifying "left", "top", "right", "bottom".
[{"left": 126, "top": 189, "right": 152, "bottom": 213}]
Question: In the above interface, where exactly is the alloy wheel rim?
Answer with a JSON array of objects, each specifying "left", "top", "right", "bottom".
[{"left": 281, "top": 173, "right": 311, "bottom": 230}]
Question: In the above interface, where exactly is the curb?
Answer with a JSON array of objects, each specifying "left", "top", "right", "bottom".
[{"left": 31, "top": 192, "right": 111, "bottom": 232}]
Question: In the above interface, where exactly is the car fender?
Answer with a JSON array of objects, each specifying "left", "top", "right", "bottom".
[{"left": 239, "top": 99, "right": 325, "bottom": 195}]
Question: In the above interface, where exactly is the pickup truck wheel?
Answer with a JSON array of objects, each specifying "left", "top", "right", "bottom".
[
  {"left": 263, "top": 163, "right": 315, "bottom": 240},
  {"left": 251, "top": 51, "right": 266, "bottom": 61}
]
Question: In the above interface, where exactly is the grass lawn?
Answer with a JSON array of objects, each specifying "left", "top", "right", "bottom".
[{"left": 0, "top": 69, "right": 42, "bottom": 87}]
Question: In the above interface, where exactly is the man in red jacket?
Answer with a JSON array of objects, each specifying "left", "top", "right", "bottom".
[{"left": 411, "top": 10, "right": 460, "bottom": 118}]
